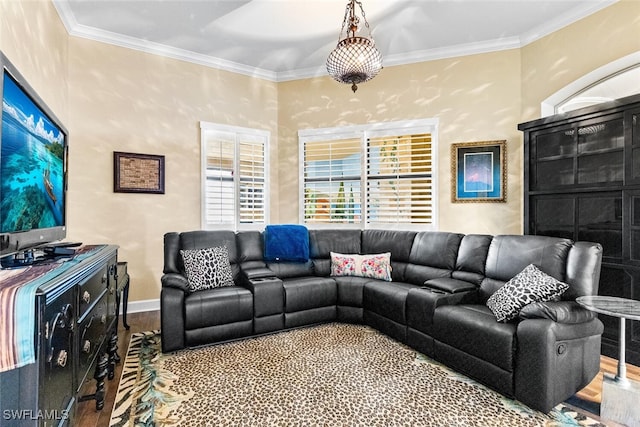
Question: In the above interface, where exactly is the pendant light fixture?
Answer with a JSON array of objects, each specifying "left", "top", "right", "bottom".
[{"left": 326, "top": 0, "right": 383, "bottom": 93}]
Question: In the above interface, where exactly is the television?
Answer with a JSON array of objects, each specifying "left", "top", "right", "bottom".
[{"left": 0, "top": 51, "right": 68, "bottom": 262}]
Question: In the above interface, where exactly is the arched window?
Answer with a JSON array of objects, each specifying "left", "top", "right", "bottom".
[{"left": 541, "top": 52, "right": 640, "bottom": 116}]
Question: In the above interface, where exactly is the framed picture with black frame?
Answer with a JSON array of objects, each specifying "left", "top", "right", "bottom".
[
  {"left": 451, "top": 140, "right": 506, "bottom": 203},
  {"left": 113, "top": 151, "right": 165, "bottom": 194}
]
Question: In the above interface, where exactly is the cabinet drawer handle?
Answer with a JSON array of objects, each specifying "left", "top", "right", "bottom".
[
  {"left": 82, "top": 290, "right": 91, "bottom": 304},
  {"left": 82, "top": 340, "right": 91, "bottom": 354},
  {"left": 56, "top": 350, "right": 68, "bottom": 367}
]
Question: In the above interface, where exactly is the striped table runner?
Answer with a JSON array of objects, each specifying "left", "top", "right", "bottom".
[{"left": 0, "top": 246, "right": 103, "bottom": 372}]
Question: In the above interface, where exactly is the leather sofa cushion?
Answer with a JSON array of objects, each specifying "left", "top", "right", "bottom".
[
  {"left": 175, "top": 230, "right": 241, "bottom": 280},
  {"left": 409, "top": 232, "right": 463, "bottom": 269},
  {"left": 564, "top": 242, "right": 603, "bottom": 300},
  {"left": 237, "top": 231, "right": 266, "bottom": 265},
  {"left": 362, "top": 230, "right": 416, "bottom": 262},
  {"left": 283, "top": 277, "right": 337, "bottom": 312},
  {"left": 404, "top": 232, "right": 465, "bottom": 285},
  {"left": 309, "top": 229, "right": 362, "bottom": 258},
  {"left": 452, "top": 234, "right": 493, "bottom": 285},
  {"left": 481, "top": 235, "right": 572, "bottom": 301},
  {"left": 484, "top": 235, "right": 571, "bottom": 282},
  {"left": 334, "top": 276, "right": 373, "bottom": 307},
  {"left": 184, "top": 286, "right": 253, "bottom": 329},
  {"left": 363, "top": 281, "right": 420, "bottom": 325},
  {"left": 433, "top": 304, "right": 517, "bottom": 372},
  {"left": 180, "top": 230, "right": 238, "bottom": 262},
  {"left": 309, "top": 229, "right": 363, "bottom": 276}
]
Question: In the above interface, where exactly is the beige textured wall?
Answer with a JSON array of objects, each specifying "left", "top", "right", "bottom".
[
  {"left": 1, "top": 0, "right": 638, "bottom": 304},
  {"left": 0, "top": 0, "right": 68, "bottom": 124},
  {"left": 278, "top": 49, "right": 524, "bottom": 235},
  {"left": 66, "top": 38, "right": 279, "bottom": 303}
]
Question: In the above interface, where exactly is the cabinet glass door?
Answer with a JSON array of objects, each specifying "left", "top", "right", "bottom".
[
  {"left": 531, "top": 192, "right": 622, "bottom": 262},
  {"left": 577, "top": 193, "right": 622, "bottom": 261},
  {"left": 577, "top": 117, "right": 624, "bottom": 185},
  {"left": 531, "top": 195, "right": 575, "bottom": 239},
  {"left": 627, "top": 190, "right": 640, "bottom": 265},
  {"left": 531, "top": 126, "right": 575, "bottom": 190},
  {"left": 627, "top": 109, "right": 640, "bottom": 184}
]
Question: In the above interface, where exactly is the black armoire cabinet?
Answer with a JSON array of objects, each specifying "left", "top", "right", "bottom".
[{"left": 519, "top": 93, "right": 640, "bottom": 366}]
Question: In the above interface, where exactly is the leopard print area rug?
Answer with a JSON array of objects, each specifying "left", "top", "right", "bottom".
[{"left": 109, "top": 324, "right": 605, "bottom": 427}]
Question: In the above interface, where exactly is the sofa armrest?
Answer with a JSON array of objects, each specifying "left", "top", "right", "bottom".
[
  {"left": 424, "top": 277, "right": 477, "bottom": 294},
  {"left": 242, "top": 267, "right": 277, "bottom": 281},
  {"left": 161, "top": 273, "right": 190, "bottom": 292},
  {"left": 407, "top": 287, "right": 480, "bottom": 335},
  {"left": 244, "top": 276, "right": 284, "bottom": 318},
  {"left": 519, "top": 301, "right": 597, "bottom": 324},
  {"left": 160, "top": 286, "right": 186, "bottom": 352},
  {"left": 515, "top": 317, "right": 604, "bottom": 412}
]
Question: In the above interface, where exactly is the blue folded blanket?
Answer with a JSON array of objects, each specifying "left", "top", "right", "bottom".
[{"left": 264, "top": 224, "right": 309, "bottom": 262}]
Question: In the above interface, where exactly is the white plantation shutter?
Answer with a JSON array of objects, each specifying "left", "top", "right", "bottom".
[
  {"left": 204, "top": 131, "right": 235, "bottom": 226},
  {"left": 303, "top": 137, "right": 361, "bottom": 224},
  {"left": 299, "top": 120, "right": 438, "bottom": 230},
  {"left": 201, "top": 122, "right": 269, "bottom": 230},
  {"left": 366, "top": 134, "right": 433, "bottom": 225},
  {"left": 238, "top": 137, "right": 266, "bottom": 224}
]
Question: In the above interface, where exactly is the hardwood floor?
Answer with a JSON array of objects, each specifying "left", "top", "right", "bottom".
[
  {"left": 75, "top": 311, "right": 160, "bottom": 427},
  {"left": 76, "top": 311, "right": 639, "bottom": 427}
]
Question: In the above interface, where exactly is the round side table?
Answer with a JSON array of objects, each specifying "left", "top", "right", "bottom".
[
  {"left": 576, "top": 295, "right": 640, "bottom": 382},
  {"left": 576, "top": 295, "right": 640, "bottom": 426}
]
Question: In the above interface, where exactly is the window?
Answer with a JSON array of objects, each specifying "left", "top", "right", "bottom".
[
  {"left": 299, "top": 119, "right": 438, "bottom": 229},
  {"left": 200, "top": 122, "right": 268, "bottom": 230},
  {"left": 541, "top": 52, "right": 640, "bottom": 116}
]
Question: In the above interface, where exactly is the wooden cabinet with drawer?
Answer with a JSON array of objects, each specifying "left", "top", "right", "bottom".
[{"left": 0, "top": 245, "right": 119, "bottom": 426}]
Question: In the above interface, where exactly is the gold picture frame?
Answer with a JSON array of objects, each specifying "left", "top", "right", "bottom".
[{"left": 451, "top": 140, "right": 506, "bottom": 203}]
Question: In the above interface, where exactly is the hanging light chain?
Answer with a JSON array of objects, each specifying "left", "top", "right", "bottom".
[
  {"left": 357, "top": 0, "right": 373, "bottom": 39},
  {"left": 337, "top": 3, "right": 350, "bottom": 44}
]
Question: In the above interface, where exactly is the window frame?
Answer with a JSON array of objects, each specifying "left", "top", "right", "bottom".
[
  {"left": 298, "top": 119, "right": 439, "bottom": 230},
  {"left": 200, "top": 121, "right": 269, "bottom": 231}
]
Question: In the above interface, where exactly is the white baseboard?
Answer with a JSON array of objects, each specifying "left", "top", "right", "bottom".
[{"left": 122, "top": 298, "right": 160, "bottom": 314}]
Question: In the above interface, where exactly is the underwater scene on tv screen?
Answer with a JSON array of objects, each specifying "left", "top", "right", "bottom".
[{"left": 1, "top": 73, "right": 65, "bottom": 233}]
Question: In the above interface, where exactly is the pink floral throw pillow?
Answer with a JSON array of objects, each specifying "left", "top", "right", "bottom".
[
  {"left": 330, "top": 252, "right": 392, "bottom": 281},
  {"left": 330, "top": 253, "right": 357, "bottom": 276}
]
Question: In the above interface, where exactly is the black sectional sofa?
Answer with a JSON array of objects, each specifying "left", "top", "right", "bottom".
[{"left": 160, "top": 228, "right": 604, "bottom": 413}]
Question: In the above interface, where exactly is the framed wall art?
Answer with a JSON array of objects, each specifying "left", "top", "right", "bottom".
[
  {"left": 451, "top": 140, "right": 506, "bottom": 203},
  {"left": 114, "top": 151, "right": 165, "bottom": 194}
]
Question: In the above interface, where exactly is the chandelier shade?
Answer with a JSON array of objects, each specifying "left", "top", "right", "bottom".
[{"left": 326, "top": 0, "right": 383, "bottom": 93}]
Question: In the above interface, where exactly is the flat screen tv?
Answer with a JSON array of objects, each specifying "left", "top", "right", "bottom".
[{"left": 0, "top": 52, "right": 68, "bottom": 260}]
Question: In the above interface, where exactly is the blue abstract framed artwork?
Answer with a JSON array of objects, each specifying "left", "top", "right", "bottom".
[{"left": 451, "top": 140, "right": 506, "bottom": 203}]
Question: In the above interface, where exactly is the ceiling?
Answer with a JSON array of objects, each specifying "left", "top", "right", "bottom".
[{"left": 53, "top": 0, "right": 617, "bottom": 82}]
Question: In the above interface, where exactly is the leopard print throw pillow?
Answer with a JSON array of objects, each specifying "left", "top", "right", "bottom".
[
  {"left": 486, "top": 264, "right": 569, "bottom": 322},
  {"left": 180, "top": 246, "right": 234, "bottom": 291}
]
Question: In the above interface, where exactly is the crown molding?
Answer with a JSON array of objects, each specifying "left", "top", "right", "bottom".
[
  {"left": 70, "top": 25, "right": 278, "bottom": 81},
  {"left": 53, "top": 0, "right": 620, "bottom": 83},
  {"left": 52, "top": 0, "right": 278, "bottom": 81}
]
